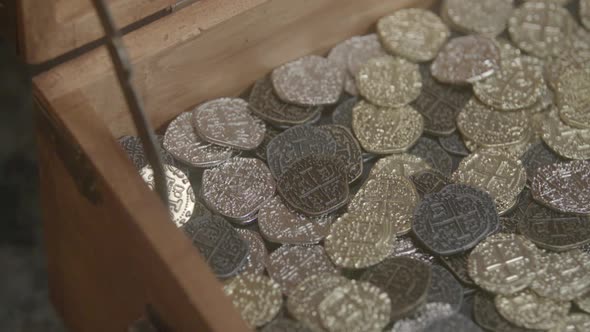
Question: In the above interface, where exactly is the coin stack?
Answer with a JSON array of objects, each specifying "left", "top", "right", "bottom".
[{"left": 119, "top": 0, "right": 590, "bottom": 330}]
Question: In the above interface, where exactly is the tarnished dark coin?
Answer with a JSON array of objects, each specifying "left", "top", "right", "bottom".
[
  {"left": 163, "top": 112, "right": 236, "bottom": 168},
  {"left": 409, "top": 137, "right": 453, "bottom": 176},
  {"left": 520, "top": 202, "right": 590, "bottom": 251},
  {"left": 254, "top": 126, "right": 281, "bottom": 162},
  {"left": 426, "top": 313, "right": 483, "bottom": 332},
  {"left": 277, "top": 155, "right": 349, "bottom": 216},
  {"left": 439, "top": 251, "right": 476, "bottom": 287},
  {"left": 119, "top": 135, "right": 175, "bottom": 170},
  {"left": 260, "top": 318, "right": 312, "bottom": 332},
  {"left": 268, "top": 245, "right": 337, "bottom": 295},
  {"left": 331, "top": 97, "right": 357, "bottom": 129},
  {"left": 413, "top": 184, "right": 498, "bottom": 255},
  {"left": 249, "top": 77, "right": 322, "bottom": 127},
  {"left": 266, "top": 125, "right": 337, "bottom": 179},
  {"left": 271, "top": 55, "right": 343, "bottom": 106},
  {"left": 257, "top": 196, "right": 333, "bottom": 245},
  {"left": 427, "top": 265, "right": 464, "bottom": 313},
  {"left": 410, "top": 169, "right": 451, "bottom": 198},
  {"left": 236, "top": 229, "right": 268, "bottom": 275},
  {"left": 411, "top": 65, "right": 472, "bottom": 136},
  {"left": 474, "top": 292, "right": 542, "bottom": 332},
  {"left": 360, "top": 256, "right": 432, "bottom": 320},
  {"left": 430, "top": 35, "right": 501, "bottom": 84},
  {"left": 520, "top": 142, "right": 562, "bottom": 184},
  {"left": 531, "top": 160, "right": 590, "bottom": 215},
  {"left": 202, "top": 157, "right": 275, "bottom": 223},
  {"left": 319, "top": 125, "right": 363, "bottom": 183},
  {"left": 192, "top": 98, "right": 265, "bottom": 150},
  {"left": 439, "top": 132, "right": 470, "bottom": 157},
  {"left": 182, "top": 215, "right": 248, "bottom": 278}
]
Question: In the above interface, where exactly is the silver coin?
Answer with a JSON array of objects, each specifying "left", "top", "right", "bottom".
[
  {"left": 389, "top": 235, "right": 420, "bottom": 257},
  {"left": 331, "top": 96, "right": 357, "bottom": 129},
  {"left": 495, "top": 289, "right": 570, "bottom": 330},
  {"left": 530, "top": 249, "right": 590, "bottom": 301},
  {"left": 520, "top": 142, "right": 562, "bottom": 184},
  {"left": 327, "top": 37, "right": 359, "bottom": 96},
  {"left": 266, "top": 125, "right": 337, "bottom": 179},
  {"left": 268, "top": 245, "right": 337, "bottom": 295},
  {"left": 277, "top": 155, "right": 349, "bottom": 216},
  {"left": 474, "top": 291, "right": 542, "bottom": 332},
  {"left": 163, "top": 112, "right": 236, "bottom": 168},
  {"left": 235, "top": 229, "right": 268, "bottom": 275},
  {"left": 254, "top": 126, "right": 281, "bottom": 162},
  {"left": 119, "top": 135, "right": 175, "bottom": 169},
  {"left": 182, "top": 214, "right": 248, "bottom": 278},
  {"left": 439, "top": 251, "right": 477, "bottom": 287},
  {"left": 427, "top": 265, "right": 464, "bottom": 313},
  {"left": 192, "top": 97, "right": 265, "bottom": 150},
  {"left": 202, "top": 157, "right": 275, "bottom": 223},
  {"left": 139, "top": 164, "right": 195, "bottom": 227},
  {"left": 409, "top": 137, "right": 454, "bottom": 176},
  {"left": 319, "top": 125, "right": 363, "bottom": 183},
  {"left": 426, "top": 313, "right": 483, "bottom": 332},
  {"left": 271, "top": 55, "right": 344, "bottom": 106},
  {"left": 391, "top": 302, "right": 455, "bottom": 332},
  {"left": 360, "top": 256, "right": 432, "bottom": 320},
  {"left": 346, "top": 34, "right": 388, "bottom": 79},
  {"left": 410, "top": 169, "right": 452, "bottom": 198},
  {"left": 548, "top": 313, "right": 590, "bottom": 332},
  {"left": 439, "top": 132, "right": 470, "bottom": 157},
  {"left": 249, "top": 76, "right": 322, "bottom": 127}
]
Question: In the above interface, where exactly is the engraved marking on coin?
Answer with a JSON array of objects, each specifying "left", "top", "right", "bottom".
[
  {"left": 413, "top": 184, "right": 498, "bottom": 255},
  {"left": 119, "top": 135, "right": 175, "bottom": 170},
  {"left": 192, "top": 97, "right": 265, "bottom": 150},
  {"left": 530, "top": 249, "right": 590, "bottom": 301},
  {"left": 236, "top": 229, "right": 268, "bottom": 275},
  {"left": 495, "top": 289, "right": 571, "bottom": 330},
  {"left": 545, "top": 49, "right": 590, "bottom": 91},
  {"left": 520, "top": 142, "right": 562, "bottom": 184},
  {"left": 474, "top": 291, "right": 542, "bottom": 332},
  {"left": 439, "top": 132, "right": 470, "bottom": 157},
  {"left": 440, "top": 251, "right": 477, "bottom": 287},
  {"left": 371, "top": 153, "right": 432, "bottom": 179},
  {"left": 410, "top": 169, "right": 452, "bottom": 198},
  {"left": 425, "top": 313, "right": 484, "bottom": 332},
  {"left": 360, "top": 257, "right": 432, "bottom": 320},
  {"left": 224, "top": 274, "right": 282, "bottom": 327},
  {"left": 444, "top": 0, "right": 514, "bottom": 36},
  {"left": 271, "top": 55, "right": 343, "bottom": 106},
  {"left": 409, "top": 136, "right": 453, "bottom": 176},
  {"left": 320, "top": 125, "right": 363, "bottom": 183},
  {"left": 542, "top": 108, "right": 590, "bottom": 160},
  {"left": 254, "top": 126, "right": 280, "bottom": 162},
  {"left": 331, "top": 97, "right": 357, "bottom": 129},
  {"left": 346, "top": 34, "right": 389, "bottom": 80},
  {"left": 427, "top": 265, "right": 464, "bottom": 313},
  {"left": 557, "top": 65, "right": 590, "bottom": 129}
]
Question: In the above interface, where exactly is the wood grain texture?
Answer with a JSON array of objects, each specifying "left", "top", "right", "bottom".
[
  {"left": 34, "top": 0, "right": 435, "bottom": 138},
  {"left": 35, "top": 90, "right": 251, "bottom": 332},
  {"left": 19, "top": 0, "right": 176, "bottom": 64}
]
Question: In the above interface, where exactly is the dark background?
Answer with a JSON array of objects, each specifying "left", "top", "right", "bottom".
[{"left": 0, "top": 1, "right": 67, "bottom": 330}]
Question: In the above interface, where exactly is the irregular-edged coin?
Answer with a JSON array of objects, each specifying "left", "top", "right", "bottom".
[
  {"left": 223, "top": 273, "right": 282, "bottom": 327},
  {"left": 327, "top": 38, "right": 360, "bottom": 96},
  {"left": 530, "top": 249, "right": 590, "bottom": 301},
  {"left": 411, "top": 65, "right": 472, "bottom": 136},
  {"left": 346, "top": 34, "right": 389, "bottom": 80},
  {"left": 457, "top": 97, "right": 529, "bottom": 147},
  {"left": 249, "top": 77, "right": 322, "bottom": 127},
  {"left": 235, "top": 229, "right": 268, "bottom": 275},
  {"left": 409, "top": 137, "right": 453, "bottom": 176},
  {"left": 410, "top": 169, "right": 451, "bottom": 198},
  {"left": 425, "top": 313, "right": 483, "bottom": 332},
  {"left": 320, "top": 125, "right": 363, "bottom": 183},
  {"left": 140, "top": 164, "right": 195, "bottom": 227},
  {"left": 439, "top": 251, "right": 476, "bottom": 287},
  {"left": 391, "top": 302, "right": 455, "bottom": 332},
  {"left": 192, "top": 97, "right": 265, "bottom": 150},
  {"left": 531, "top": 160, "right": 590, "bottom": 215},
  {"left": 254, "top": 126, "right": 280, "bottom": 162},
  {"left": 331, "top": 96, "right": 357, "bottom": 129},
  {"left": 468, "top": 233, "right": 540, "bottom": 295},
  {"left": 371, "top": 154, "right": 431, "bottom": 178},
  {"left": 557, "top": 65, "right": 590, "bottom": 129},
  {"left": 495, "top": 289, "right": 570, "bottom": 330},
  {"left": 260, "top": 318, "right": 312, "bottom": 332},
  {"left": 412, "top": 184, "right": 498, "bottom": 255},
  {"left": 266, "top": 125, "right": 337, "bottom": 178},
  {"left": 439, "top": 132, "right": 470, "bottom": 157},
  {"left": 545, "top": 49, "right": 590, "bottom": 91},
  {"left": 119, "top": 135, "right": 175, "bottom": 170},
  {"left": 267, "top": 245, "right": 337, "bottom": 295},
  {"left": 549, "top": 313, "right": 590, "bottom": 332},
  {"left": 542, "top": 109, "right": 590, "bottom": 160},
  {"left": 352, "top": 101, "right": 423, "bottom": 154},
  {"left": 444, "top": 0, "right": 513, "bottom": 36},
  {"left": 356, "top": 56, "right": 422, "bottom": 108},
  {"left": 377, "top": 8, "right": 450, "bottom": 62},
  {"left": 202, "top": 157, "right": 275, "bottom": 223},
  {"left": 427, "top": 265, "right": 464, "bottom": 313},
  {"left": 508, "top": 1, "right": 577, "bottom": 58},
  {"left": 520, "top": 142, "right": 562, "bottom": 183},
  {"left": 277, "top": 155, "right": 348, "bottom": 216},
  {"left": 183, "top": 215, "right": 248, "bottom": 278},
  {"left": 257, "top": 196, "right": 333, "bottom": 245},
  {"left": 431, "top": 35, "right": 501, "bottom": 84},
  {"left": 318, "top": 280, "right": 391, "bottom": 332},
  {"left": 474, "top": 291, "right": 542, "bottom": 332},
  {"left": 271, "top": 55, "right": 343, "bottom": 106},
  {"left": 360, "top": 256, "right": 432, "bottom": 320}
]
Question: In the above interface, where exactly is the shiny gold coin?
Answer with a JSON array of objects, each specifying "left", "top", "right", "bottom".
[
  {"left": 444, "top": 0, "right": 514, "bottom": 36},
  {"left": 224, "top": 273, "right": 283, "bottom": 327},
  {"left": 318, "top": 280, "right": 391, "bottom": 332},
  {"left": 352, "top": 100, "right": 423, "bottom": 154},
  {"left": 583, "top": 0, "right": 590, "bottom": 30},
  {"left": 452, "top": 149, "right": 527, "bottom": 213},
  {"left": 357, "top": 56, "right": 422, "bottom": 107},
  {"left": 457, "top": 97, "right": 530, "bottom": 147},
  {"left": 324, "top": 212, "right": 396, "bottom": 269},
  {"left": 377, "top": 8, "right": 450, "bottom": 62},
  {"left": 371, "top": 153, "right": 432, "bottom": 178},
  {"left": 557, "top": 64, "right": 590, "bottom": 129},
  {"left": 542, "top": 108, "right": 590, "bottom": 160},
  {"left": 474, "top": 58, "right": 546, "bottom": 111}
]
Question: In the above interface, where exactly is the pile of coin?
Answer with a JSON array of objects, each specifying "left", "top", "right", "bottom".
[{"left": 119, "top": 0, "right": 590, "bottom": 330}]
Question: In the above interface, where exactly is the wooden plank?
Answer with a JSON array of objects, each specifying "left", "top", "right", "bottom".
[
  {"left": 34, "top": 0, "right": 435, "bottom": 137},
  {"left": 18, "top": 0, "right": 176, "bottom": 64},
  {"left": 35, "top": 89, "right": 251, "bottom": 332}
]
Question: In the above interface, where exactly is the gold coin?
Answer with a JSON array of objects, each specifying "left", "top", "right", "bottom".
[
  {"left": 357, "top": 56, "right": 422, "bottom": 107},
  {"left": 556, "top": 64, "right": 590, "bottom": 129},
  {"left": 324, "top": 212, "right": 396, "bottom": 269},
  {"left": 452, "top": 149, "right": 527, "bottom": 213},
  {"left": 318, "top": 280, "right": 391, "bottom": 332},
  {"left": 371, "top": 153, "right": 432, "bottom": 178},
  {"left": 542, "top": 108, "right": 590, "bottom": 160},
  {"left": 224, "top": 273, "right": 283, "bottom": 327},
  {"left": 457, "top": 97, "right": 530, "bottom": 147},
  {"left": 352, "top": 100, "right": 423, "bottom": 154},
  {"left": 377, "top": 8, "right": 450, "bottom": 62},
  {"left": 474, "top": 58, "right": 546, "bottom": 111},
  {"left": 444, "top": 0, "right": 514, "bottom": 36}
]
